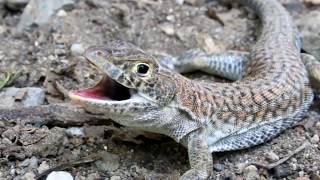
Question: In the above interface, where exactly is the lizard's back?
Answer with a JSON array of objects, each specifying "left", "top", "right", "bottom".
[{"left": 175, "top": 0, "right": 314, "bottom": 151}]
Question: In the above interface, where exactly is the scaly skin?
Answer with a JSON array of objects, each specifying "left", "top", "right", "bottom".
[{"left": 69, "top": 0, "right": 318, "bottom": 179}]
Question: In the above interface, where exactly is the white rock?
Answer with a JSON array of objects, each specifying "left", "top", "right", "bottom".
[
  {"left": 70, "top": 43, "right": 85, "bottom": 56},
  {"left": 159, "top": 23, "right": 175, "bottom": 36},
  {"left": 18, "top": 0, "right": 74, "bottom": 31},
  {"left": 38, "top": 161, "right": 50, "bottom": 174},
  {"left": 21, "top": 172, "right": 36, "bottom": 180},
  {"left": 57, "top": 9, "right": 67, "bottom": 17},
  {"left": 66, "top": 127, "right": 85, "bottom": 137},
  {"left": 311, "top": 134, "right": 319, "bottom": 143},
  {"left": 110, "top": 176, "right": 121, "bottom": 180},
  {"left": 244, "top": 165, "right": 259, "bottom": 180},
  {"left": 266, "top": 151, "right": 280, "bottom": 162},
  {"left": 46, "top": 171, "right": 73, "bottom": 180},
  {"left": 0, "top": 87, "right": 45, "bottom": 108}
]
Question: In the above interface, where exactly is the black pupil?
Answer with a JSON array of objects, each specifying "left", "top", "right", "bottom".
[{"left": 137, "top": 64, "right": 149, "bottom": 74}]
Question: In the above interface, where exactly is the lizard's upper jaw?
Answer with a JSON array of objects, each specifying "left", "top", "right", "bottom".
[{"left": 69, "top": 74, "right": 141, "bottom": 104}]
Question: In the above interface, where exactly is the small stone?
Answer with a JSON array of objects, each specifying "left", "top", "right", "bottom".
[
  {"left": 311, "top": 134, "right": 319, "bottom": 143},
  {"left": 70, "top": 43, "right": 85, "bottom": 56},
  {"left": 243, "top": 165, "right": 259, "bottom": 180},
  {"left": 296, "top": 176, "right": 311, "bottom": 180},
  {"left": 38, "top": 161, "right": 50, "bottom": 174},
  {"left": 46, "top": 171, "right": 73, "bottom": 180},
  {"left": 0, "top": 87, "right": 45, "bottom": 108},
  {"left": 110, "top": 176, "right": 121, "bottom": 180},
  {"left": 86, "top": 172, "right": 100, "bottom": 180},
  {"left": 299, "top": 171, "right": 305, "bottom": 177},
  {"left": 266, "top": 151, "right": 280, "bottom": 162},
  {"left": 95, "top": 151, "right": 120, "bottom": 172},
  {"left": 166, "top": 15, "right": 175, "bottom": 22},
  {"left": 175, "top": 0, "right": 184, "bottom": 5},
  {"left": 5, "top": 0, "right": 29, "bottom": 11},
  {"left": 213, "top": 163, "right": 225, "bottom": 172},
  {"left": 272, "top": 165, "right": 292, "bottom": 178},
  {"left": 29, "top": 156, "right": 39, "bottom": 169},
  {"left": 66, "top": 127, "right": 85, "bottom": 137},
  {"left": 17, "top": 0, "right": 75, "bottom": 31},
  {"left": 316, "top": 122, "right": 320, "bottom": 129},
  {"left": 184, "top": 0, "right": 205, "bottom": 6},
  {"left": 10, "top": 168, "right": 16, "bottom": 176},
  {"left": 56, "top": 9, "right": 67, "bottom": 17},
  {"left": 20, "top": 158, "right": 31, "bottom": 167},
  {"left": 21, "top": 172, "right": 36, "bottom": 180},
  {"left": 196, "top": 33, "right": 221, "bottom": 53},
  {"left": 159, "top": 23, "right": 175, "bottom": 36}
]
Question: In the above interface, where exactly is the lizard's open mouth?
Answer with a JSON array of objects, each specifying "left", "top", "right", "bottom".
[{"left": 70, "top": 75, "right": 132, "bottom": 101}]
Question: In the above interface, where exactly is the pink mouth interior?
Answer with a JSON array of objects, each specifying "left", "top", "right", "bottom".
[{"left": 73, "top": 75, "right": 131, "bottom": 101}]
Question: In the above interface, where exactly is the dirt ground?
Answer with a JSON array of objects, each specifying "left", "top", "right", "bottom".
[{"left": 0, "top": 0, "right": 320, "bottom": 179}]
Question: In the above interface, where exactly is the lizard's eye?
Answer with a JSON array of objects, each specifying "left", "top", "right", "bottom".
[{"left": 135, "top": 63, "right": 150, "bottom": 76}]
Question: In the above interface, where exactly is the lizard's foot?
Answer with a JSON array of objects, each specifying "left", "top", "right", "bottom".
[
  {"left": 180, "top": 168, "right": 211, "bottom": 180},
  {"left": 175, "top": 48, "right": 206, "bottom": 73}
]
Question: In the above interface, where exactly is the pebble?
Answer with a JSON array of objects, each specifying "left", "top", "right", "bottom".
[
  {"left": 213, "top": 163, "right": 225, "bottom": 172},
  {"left": 38, "top": 161, "right": 50, "bottom": 174},
  {"left": 266, "top": 151, "right": 280, "bottom": 162},
  {"left": 243, "top": 165, "right": 259, "bottom": 180},
  {"left": 110, "top": 176, "right": 121, "bottom": 180},
  {"left": 46, "top": 171, "right": 73, "bottom": 180},
  {"left": 20, "top": 158, "right": 31, "bottom": 167},
  {"left": 196, "top": 33, "right": 220, "bottom": 53},
  {"left": 21, "top": 172, "right": 36, "bottom": 180},
  {"left": 175, "top": 0, "right": 183, "bottom": 5},
  {"left": 296, "top": 176, "right": 311, "bottom": 180},
  {"left": 184, "top": 0, "right": 205, "bottom": 6},
  {"left": 56, "top": 9, "right": 67, "bottom": 17},
  {"left": 70, "top": 43, "right": 85, "bottom": 56},
  {"left": 166, "top": 15, "right": 175, "bottom": 22},
  {"left": 95, "top": 151, "right": 120, "bottom": 172},
  {"left": 311, "top": 134, "right": 319, "bottom": 143},
  {"left": 159, "top": 23, "right": 175, "bottom": 36},
  {"left": 5, "top": 0, "right": 29, "bottom": 11},
  {"left": 86, "top": 172, "right": 100, "bottom": 180},
  {"left": 66, "top": 127, "right": 85, "bottom": 137},
  {"left": 0, "top": 87, "right": 45, "bottom": 108},
  {"left": 29, "top": 156, "right": 39, "bottom": 169},
  {"left": 272, "top": 165, "right": 292, "bottom": 178},
  {"left": 316, "top": 122, "right": 320, "bottom": 129},
  {"left": 17, "top": 0, "right": 75, "bottom": 31}
]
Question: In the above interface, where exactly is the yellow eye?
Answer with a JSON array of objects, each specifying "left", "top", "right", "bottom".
[{"left": 135, "top": 63, "right": 150, "bottom": 76}]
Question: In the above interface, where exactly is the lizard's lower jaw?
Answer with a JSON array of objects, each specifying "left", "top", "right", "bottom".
[{"left": 69, "top": 75, "right": 141, "bottom": 104}]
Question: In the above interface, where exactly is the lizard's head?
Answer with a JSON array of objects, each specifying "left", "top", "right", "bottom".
[{"left": 69, "top": 41, "right": 177, "bottom": 115}]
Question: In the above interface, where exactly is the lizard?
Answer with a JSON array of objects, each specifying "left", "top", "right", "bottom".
[{"left": 69, "top": 0, "right": 320, "bottom": 179}]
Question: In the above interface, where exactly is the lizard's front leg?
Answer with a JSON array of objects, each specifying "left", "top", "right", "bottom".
[
  {"left": 160, "top": 49, "right": 250, "bottom": 81},
  {"left": 180, "top": 129, "right": 213, "bottom": 180}
]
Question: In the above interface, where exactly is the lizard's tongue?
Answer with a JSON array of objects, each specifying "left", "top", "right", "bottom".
[{"left": 72, "top": 75, "right": 131, "bottom": 101}]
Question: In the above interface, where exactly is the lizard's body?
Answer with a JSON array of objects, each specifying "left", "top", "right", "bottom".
[{"left": 69, "top": 0, "right": 318, "bottom": 179}]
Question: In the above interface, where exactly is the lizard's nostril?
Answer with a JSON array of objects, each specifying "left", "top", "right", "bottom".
[{"left": 96, "top": 50, "right": 104, "bottom": 56}]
